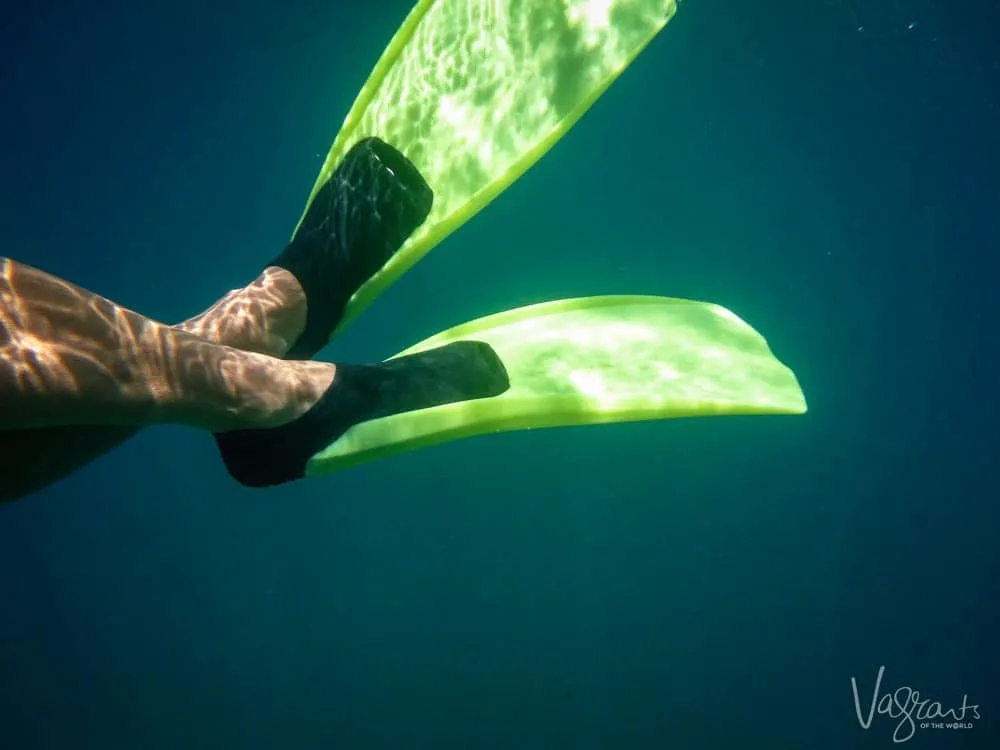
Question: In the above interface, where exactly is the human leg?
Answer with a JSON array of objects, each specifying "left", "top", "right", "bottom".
[
  {"left": 0, "top": 136, "right": 434, "bottom": 499},
  {"left": 0, "top": 258, "right": 332, "bottom": 432}
]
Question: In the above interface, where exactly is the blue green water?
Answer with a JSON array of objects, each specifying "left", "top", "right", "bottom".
[{"left": 1, "top": 0, "right": 997, "bottom": 747}]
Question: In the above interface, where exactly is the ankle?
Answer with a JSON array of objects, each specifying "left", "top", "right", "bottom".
[
  {"left": 216, "top": 355, "right": 335, "bottom": 431},
  {"left": 255, "top": 267, "right": 308, "bottom": 356},
  {"left": 179, "top": 267, "right": 307, "bottom": 357}
]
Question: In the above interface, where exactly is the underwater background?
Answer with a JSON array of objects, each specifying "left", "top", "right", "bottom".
[{"left": 1, "top": 0, "right": 997, "bottom": 747}]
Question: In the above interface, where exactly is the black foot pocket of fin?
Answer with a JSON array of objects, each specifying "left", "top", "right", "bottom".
[
  {"left": 215, "top": 340, "right": 509, "bottom": 488},
  {"left": 271, "top": 137, "right": 434, "bottom": 359}
]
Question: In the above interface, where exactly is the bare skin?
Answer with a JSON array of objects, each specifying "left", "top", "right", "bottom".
[{"left": 0, "top": 258, "right": 331, "bottom": 500}]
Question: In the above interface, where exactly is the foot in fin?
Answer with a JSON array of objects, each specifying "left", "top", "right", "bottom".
[
  {"left": 270, "top": 137, "right": 433, "bottom": 359},
  {"left": 214, "top": 340, "right": 509, "bottom": 487}
]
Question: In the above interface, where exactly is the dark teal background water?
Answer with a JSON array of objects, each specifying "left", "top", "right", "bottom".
[{"left": 1, "top": 0, "right": 997, "bottom": 747}]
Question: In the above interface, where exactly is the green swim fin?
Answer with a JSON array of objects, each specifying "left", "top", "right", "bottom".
[
  {"left": 305, "top": 296, "right": 807, "bottom": 476},
  {"left": 297, "top": 0, "right": 681, "bottom": 335}
]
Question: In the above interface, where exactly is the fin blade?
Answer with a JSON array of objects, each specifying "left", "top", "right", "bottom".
[
  {"left": 306, "top": 296, "right": 807, "bottom": 476},
  {"left": 300, "top": 0, "right": 680, "bottom": 333}
]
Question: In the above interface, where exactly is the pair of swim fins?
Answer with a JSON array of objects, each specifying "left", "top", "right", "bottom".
[{"left": 292, "top": 0, "right": 807, "bottom": 477}]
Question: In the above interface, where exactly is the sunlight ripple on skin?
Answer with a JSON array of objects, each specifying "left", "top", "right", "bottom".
[{"left": 0, "top": 258, "right": 322, "bottom": 430}]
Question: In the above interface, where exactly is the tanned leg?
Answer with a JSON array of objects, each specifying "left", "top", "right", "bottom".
[
  {"left": 0, "top": 258, "right": 328, "bottom": 499},
  {"left": 0, "top": 138, "right": 509, "bottom": 498}
]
